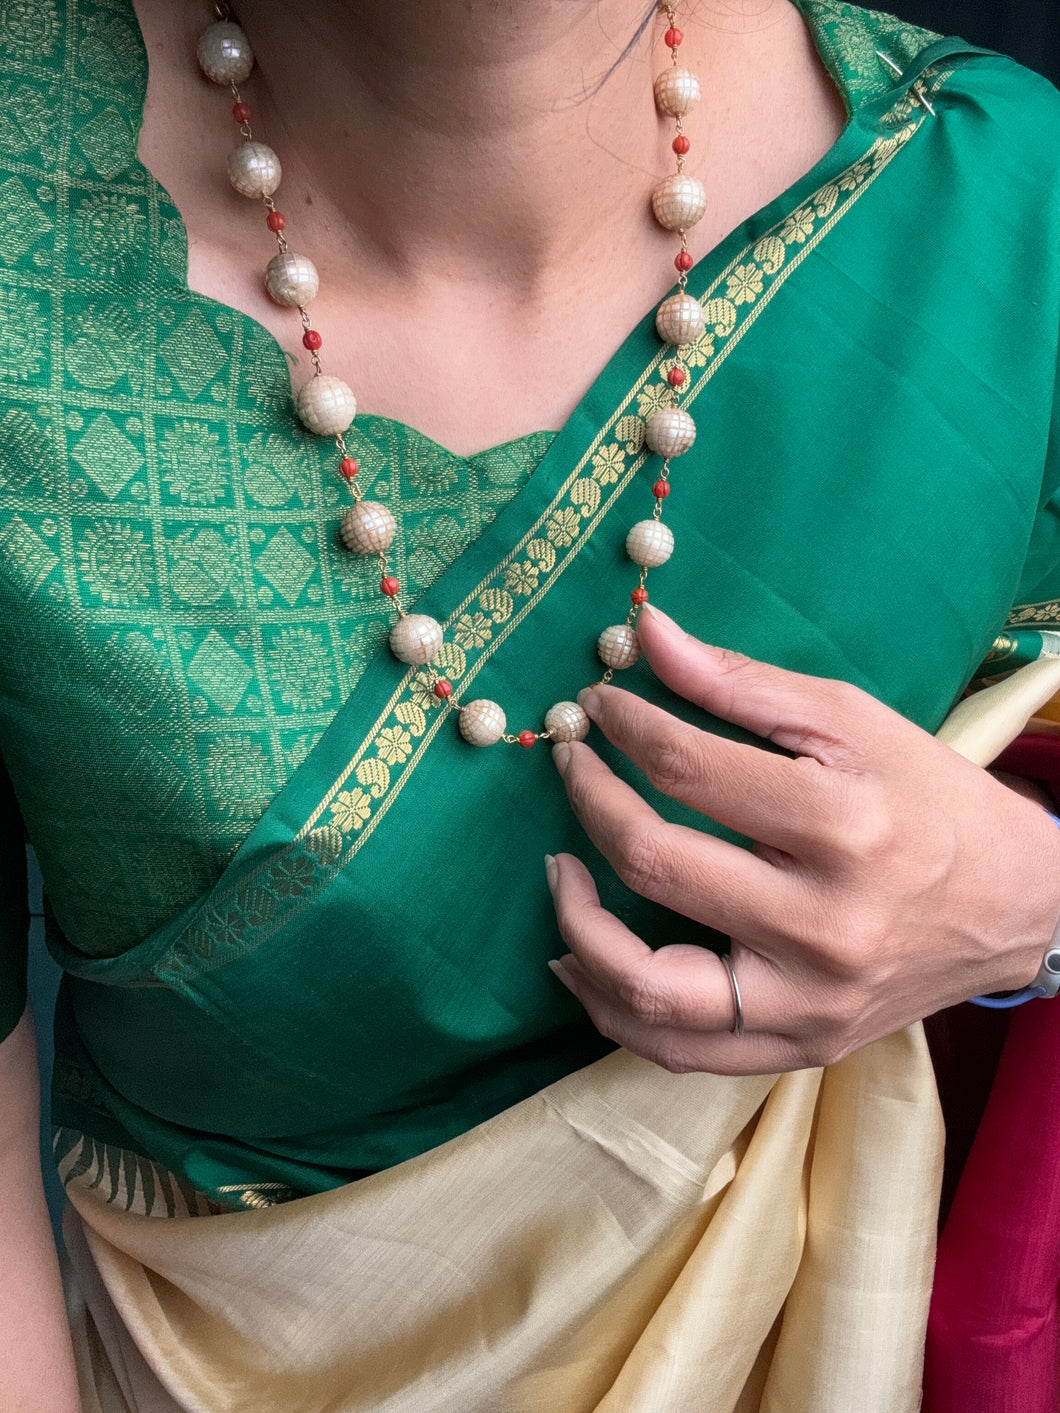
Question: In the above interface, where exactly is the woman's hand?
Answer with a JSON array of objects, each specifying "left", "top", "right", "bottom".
[{"left": 546, "top": 606, "right": 1060, "bottom": 1076}]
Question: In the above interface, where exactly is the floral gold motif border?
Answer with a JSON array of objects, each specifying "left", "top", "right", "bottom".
[
  {"left": 1006, "top": 599, "right": 1060, "bottom": 631},
  {"left": 150, "top": 71, "right": 951, "bottom": 984}
]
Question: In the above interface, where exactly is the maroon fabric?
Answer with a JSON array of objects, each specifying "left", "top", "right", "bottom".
[
  {"left": 924, "top": 997, "right": 1060, "bottom": 1410},
  {"left": 924, "top": 1005, "right": 1010, "bottom": 1226},
  {"left": 924, "top": 734, "right": 1060, "bottom": 1411},
  {"left": 995, "top": 734, "right": 1060, "bottom": 807}
]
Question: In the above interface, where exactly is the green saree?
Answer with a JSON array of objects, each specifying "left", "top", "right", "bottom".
[{"left": 0, "top": 0, "right": 1059, "bottom": 1223}]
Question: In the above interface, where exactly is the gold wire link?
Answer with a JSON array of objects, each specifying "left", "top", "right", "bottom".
[
  {"left": 424, "top": 665, "right": 453, "bottom": 710},
  {"left": 262, "top": 195, "right": 289, "bottom": 253},
  {"left": 333, "top": 433, "right": 362, "bottom": 502},
  {"left": 674, "top": 115, "right": 686, "bottom": 176},
  {"left": 376, "top": 544, "right": 405, "bottom": 618},
  {"left": 298, "top": 305, "right": 324, "bottom": 376},
  {"left": 653, "top": 458, "right": 672, "bottom": 521},
  {"left": 668, "top": 364, "right": 681, "bottom": 409}
]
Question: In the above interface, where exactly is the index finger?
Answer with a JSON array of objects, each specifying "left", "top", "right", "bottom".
[
  {"left": 637, "top": 605, "right": 902, "bottom": 768},
  {"left": 577, "top": 681, "right": 846, "bottom": 860}
]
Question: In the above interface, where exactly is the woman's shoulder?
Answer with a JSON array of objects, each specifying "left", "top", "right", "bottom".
[
  {"left": 943, "top": 46, "right": 1060, "bottom": 140},
  {"left": 929, "top": 50, "right": 1060, "bottom": 249},
  {"left": 799, "top": 3, "right": 1060, "bottom": 177}
]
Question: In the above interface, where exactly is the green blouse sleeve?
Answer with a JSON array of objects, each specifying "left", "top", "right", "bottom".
[{"left": 0, "top": 758, "right": 29, "bottom": 1045}]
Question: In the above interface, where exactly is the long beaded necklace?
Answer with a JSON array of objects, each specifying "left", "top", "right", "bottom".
[{"left": 196, "top": 1, "right": 708, "bottom": 749}]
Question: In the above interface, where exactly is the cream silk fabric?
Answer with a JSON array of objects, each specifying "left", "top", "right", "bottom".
[
  {"left": 62, "top": 659, "right": 1060, "bottom": 1413},
  {"left": 67, "top": 1038, "right": 940, "bottom": 1413}
]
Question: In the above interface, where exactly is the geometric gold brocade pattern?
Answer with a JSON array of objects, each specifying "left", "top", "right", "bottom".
[{"left": 0, "top": 0, "right": 551, "bottom": 956}]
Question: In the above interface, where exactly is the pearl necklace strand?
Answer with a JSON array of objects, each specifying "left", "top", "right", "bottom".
[{"left": 196, "top": 1, "right": 708, "bottom": 749}]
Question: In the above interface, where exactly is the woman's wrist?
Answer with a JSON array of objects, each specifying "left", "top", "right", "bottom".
[{"left": 972, "top": 806, "right": 1060, "bottom": 1009}]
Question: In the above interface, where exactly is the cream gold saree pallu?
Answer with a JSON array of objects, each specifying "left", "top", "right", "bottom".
[
  {"left": 67, "top": 1038, "right": 940, "bottom": 1413},
  {"left": 65, "top": 659, "right": 1060, "bottom": 1413}
]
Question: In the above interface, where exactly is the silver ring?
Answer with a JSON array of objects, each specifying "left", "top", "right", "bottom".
[{"left": 719, "top": 952, "right": 745, "bottom": 1037}]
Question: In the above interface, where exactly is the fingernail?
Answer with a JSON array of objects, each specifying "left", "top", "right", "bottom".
[
  {"left": 544, "top": 854, "right": 558, "bottom": 891},
  {"left": 548, "top": 958, "right": 577, "bottom": 994},
  {"left": 552, "top": 741, "right": 571, "bottom": 776},
  {"left": 576, "top": 685, "right": 600, "bottom": 718},
  {"left": 640, "top": 603, "right": 676, "bottom": 629}
]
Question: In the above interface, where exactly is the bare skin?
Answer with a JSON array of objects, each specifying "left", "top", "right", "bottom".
[
  {"left": 132, "top": 0, "right": 845, "bottom": 454},
  {"left": 0, "top": 1012, "right": 81, "bottom": 1412}
]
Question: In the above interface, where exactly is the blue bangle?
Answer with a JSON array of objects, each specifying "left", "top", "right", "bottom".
[{"left": 971, "top": 812, "right": 1060, "bottom": 1010}]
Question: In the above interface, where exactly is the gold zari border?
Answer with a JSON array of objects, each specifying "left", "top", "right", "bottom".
[{"left": 1006, "top": 599, "right": 1060, "bottom": 631}]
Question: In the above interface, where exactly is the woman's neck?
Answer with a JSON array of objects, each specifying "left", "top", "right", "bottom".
[
  {"left": 219, "top": 0, "right": 672, "bottom": 291},
  {"left": 134, "top": 0, "right": 843, "bottom": 452}
]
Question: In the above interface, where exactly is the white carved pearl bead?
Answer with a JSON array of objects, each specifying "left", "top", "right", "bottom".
[
  {"left": 265, "top": 253, "right": 320, "bottom": 308},
  {"left": 197, "top": 23, "right": 255, "bottom": 85},
  {"left": 459, "top": 699, "right": 507, "bottom": 747},
  {"left": 390, "top": 615, "right": 444, "bottom": 666},
  {"left": 544, "top": 701, "right": 590, "bottom": 744},
  {"left": 653, "top": 68, "right": 702, "bottom": 118},
  {"left": 651, "top": 174, "right": 707, "bottom": 232},
  {"left": 645, "top": 406, "right": 696, "bottom": 458},
  {"left": 228, "top": 142, "right": 282, "bottom": 198},
  {"left": 296, "top": 376, "right": 357, "bottom": 436},
  {"left": 598, "top": 624, "right": 641, "bottom": 671},
  {"left": 339, "top": 502, "right": 396, "bottom": 556},
  {"left": 656, "top": 292, "right": 706, "bottom": 347},
  {"left": 626, "top": 520, "right": 675, "bottom": 569}
]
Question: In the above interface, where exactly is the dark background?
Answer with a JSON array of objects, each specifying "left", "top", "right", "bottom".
[{"left": 893, "top": 0, "right": 1059, "bottom": 87}]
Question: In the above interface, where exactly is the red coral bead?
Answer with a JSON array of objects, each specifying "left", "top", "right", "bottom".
[
  {"left": 668, "top": 367, "right": 686, "bottom": 388},
  {"left": 232, "top": 102, "right": 252, "bottom": 124},
  {"left": 672, "top": 134, "right": 690, "bottom": 156},
  {"left": 302, "top": 329, "right": 323, "bottom": 351},
  {"left": 675, "top": 250, "right": 694, "bottom": 272},
  {"left": 339, "top": 457, "right": 359, "bottom": 479},
  {"left": 631, "top": 587, "right": 649, "bottom": 606},
  {"left": 380, "top": 576, "right": 400, "bottom": 597},
  {"left": 652, "top": 479, "right": 671, "bottom": 499},
  {"left": 266, "top": 210, "right": 286, "bottom": 232},
  {"left": 517, "top": 730, "right": 537, "bottom": 749},
  {"left": 434, "top": 679, "right": 453, "bottom": 699},
  {"left": 665, "top": 26, "right": 683, "bottom": 47}
]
